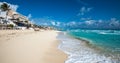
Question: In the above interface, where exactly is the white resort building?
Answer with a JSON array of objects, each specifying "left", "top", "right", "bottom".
[{"left": 0, "top": 2, "right": 33, "bottom": 30}]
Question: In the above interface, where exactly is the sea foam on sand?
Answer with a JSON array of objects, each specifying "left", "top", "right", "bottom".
[{"left": 57, "top": 32, "right": 118, "bottom": 63}]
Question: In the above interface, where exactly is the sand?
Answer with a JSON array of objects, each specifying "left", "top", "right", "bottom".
[{"left": 0, "top": 30, "right": 67, "bottom": 63}]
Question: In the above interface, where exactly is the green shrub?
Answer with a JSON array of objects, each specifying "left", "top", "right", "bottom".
[{"left": 8, "top": 24, "right": 14, "bottom": 28}]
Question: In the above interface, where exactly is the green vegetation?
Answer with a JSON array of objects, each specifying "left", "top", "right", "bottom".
[
  {"left": 0, "top": 3, "right": 10, "bottom": 11},
  {"left": 7, "top": 24, "right": 14, "bottom": 28}
]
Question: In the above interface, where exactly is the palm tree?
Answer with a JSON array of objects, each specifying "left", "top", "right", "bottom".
[{"left": 0, "top": 3, "right": 10, "bottom": 29}]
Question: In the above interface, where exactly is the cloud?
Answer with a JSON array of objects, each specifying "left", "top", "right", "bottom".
[
  {"left": 80, "top": 7, "right": 86, "bottom": 15},
  {"left": 56, "top": 22, "right": 61, "bottom": 26},
  {"left": 85, "top": 20, "right": 95, "bottom": 25},
  {"left": 76, "top": 0, "right": 88, "bottom": 6},
  {"left": 32, "top": 17, "right": 120, "bottom": 29},
  {"left": 27, "top": 14, "right": 32, "bottom": 19},
  {"left": 77, "top": 6, "right": 92, "bottom": 16},
  {"left": 51, "top": 21, "right": 56, "bottom": 26},
  {"left": 30, "top": 19, "right": 35, "bottom": 24},
  {"left": 60, "top": 18, "right": 120, "bottom": 29},
  {"left": 81, "top": 17, "right": 91, "bottom": 21},
  {"left": 66, "top": 21, "right": 76, "bottom": 26},
  {"left": 9, "top": 4, "right": 18, "bottom": 11},
  {"left": 87, "top": 7, "right": 92, "bottom": 12},
  {"left": 32, "top": 17, "right": 61, "bottom": 26},
  {"left": 32, "top": 17, "right": 68, "bottom": 28},
  {"left": 43, "top": 23, "right": 48, "bottom": 26},
  {"left": 109, "top": 18, "right": 120, "bottom": 27},
  {"left": 32, "top": 18, "right": 50, "bottom": 25}
]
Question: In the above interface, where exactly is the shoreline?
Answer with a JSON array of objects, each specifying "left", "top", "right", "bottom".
[
  {"left": 59, "top": 31, "right": 120, "bottom": 63},
  {"left": 68, "top": 32, "right": 120, "bottom": 57},
  {"left": 0, "top": 30, "right": 67, "bottom": 63}
]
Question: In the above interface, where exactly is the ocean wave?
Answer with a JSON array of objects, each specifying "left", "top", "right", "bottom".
[
  {"left": 68, "top": 29, "right": 120, "bottom": 35},
  {"left": 57, "top": 32, "right": 119, "bottom": 63}
]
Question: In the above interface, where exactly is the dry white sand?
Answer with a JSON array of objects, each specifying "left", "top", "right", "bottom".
[{"left": 0, "top": 30, "right": 67, "bottom": 63}]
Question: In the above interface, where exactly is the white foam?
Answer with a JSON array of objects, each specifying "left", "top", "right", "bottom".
[
  {"left": 57, "top": 32, "right": 119, "bottom": 63},
  {"left": 69, "top": 29, "right": 120, "bottom": 35}
]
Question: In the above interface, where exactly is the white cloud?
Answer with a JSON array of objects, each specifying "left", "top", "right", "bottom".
[
  {"left": 27, "top": 14, "right": 32, "bottom": 19},
  {"left": 30, "top": 19, "right": 35, "bottom": 24},
  {"left": 110, "top": 18, "right": 116, "bottom": 21},
  {"left": 32, "top": 17, "right": 62, "bottom": 26},
  {"left": 43, "top": 23, "right": 48, "bottom": 26},
  {"left": 85, "top": 20, "right": 95, "bottom": 25},
  {"left": 56, "top": 22, "right": 61, "bottom": 26},
  {"left": 87, "top": 7, "right": 92, "bottom": 12},
  {"left": 9, "top": 4, "right": 18, "bottom": 11},
  {"left": 80, "top": 7, "right": 86, "bottom": 15},
  {"left": 81, "top": 17, "right": 91, "bottom": 21},
  {"left": 109, "top": 18, "right": 120, "bottom": 27},
  {"left": 51, "top": 21, "right": 56, "bottom": 26},
  {"left": 65, "top": 21, "right": 78, "bottom": 27},
  {"left": 70, "top": 21, "right": 76, "bottom": 25},
  {"left": 98, "top": 20, "right": 103, "bottom": 23},
  {"left": 62, "top": 18, "right": 120, "bottom": 29},
  {"left": 32, "top": 17, "right": 120, "bottom": 29},
  {"left": 77, "top": 6, "right": 92, "bottom": 16},
  {"left": 76, "top": 0, "right": 88, "bottom": 6}
]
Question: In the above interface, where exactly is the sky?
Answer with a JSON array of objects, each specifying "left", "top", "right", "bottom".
[{"left": 1, "top": 0, "right": 120, "bottom": 29}]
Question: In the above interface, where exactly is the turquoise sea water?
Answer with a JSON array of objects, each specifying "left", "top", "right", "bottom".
[
  {"left": 68, "top": 29, "right": 120, "bottom": 53},
  {"left": 57, "top": 29, "right": 120, "bottom": 63}
]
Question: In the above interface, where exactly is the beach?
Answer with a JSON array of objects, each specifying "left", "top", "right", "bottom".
[
  {"left": 58, "top": 30, "right": 120, "bottom": 63},
  {"left": 0, "top": 30, "right": 67, "bottom": 63}
]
